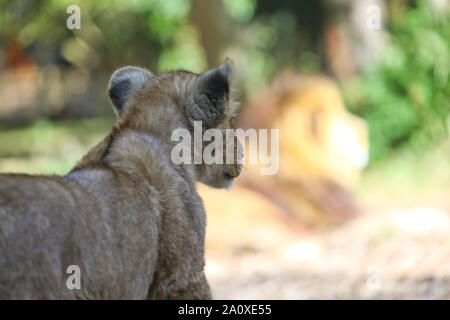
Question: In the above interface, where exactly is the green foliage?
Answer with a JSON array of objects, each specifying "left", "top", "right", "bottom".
[
  {"left": 227, "top": 7, "right": 322, "bottom": 93},
  {"left": 2, "top": 0, "right": 448, "bottom": 167},
  {"left": 343, "top": 1, "right": 450, "bottom": 163},
  {"left": 1, "top": 0, "right": 204, "bottom": 72},
  {"left": 223, "top": 0, "right": 257, "bottom": 22}
]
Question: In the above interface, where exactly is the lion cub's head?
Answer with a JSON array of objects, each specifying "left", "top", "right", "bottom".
[{"left": 107, "top": 59, "right": 243, "bottom": 189}]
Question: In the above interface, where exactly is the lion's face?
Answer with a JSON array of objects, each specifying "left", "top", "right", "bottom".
[
  {"left": 195, "top": 119, "right": 244, "bottom": 189},
  {"left": 107, "top": 59, "right": 243, "bottom": 189}
]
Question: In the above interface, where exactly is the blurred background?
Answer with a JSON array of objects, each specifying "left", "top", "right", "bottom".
[{"left": 1, "top": 0, "right": 449, "bottom": 298}]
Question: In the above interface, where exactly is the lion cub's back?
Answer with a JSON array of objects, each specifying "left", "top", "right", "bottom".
[
  {"left": 0, "top": 174, "right": 83, "bottom": 298},
  {"left": 0, "top": 173, "right": 159, "bottom": 299}
]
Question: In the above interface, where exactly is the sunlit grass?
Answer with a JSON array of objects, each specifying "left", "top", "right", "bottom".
[
  {"left": 0, "top": 117, "right": 114, "bottom": 175},
  {"left": 358, "top": 136, "right": 450, "bottom": 203}
]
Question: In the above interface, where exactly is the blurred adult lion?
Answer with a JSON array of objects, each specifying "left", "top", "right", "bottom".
[
  {"left": 242, "top": 71, "right": 368, "bottom": 187},
  {"left": 202, "top": 71, "right": 368, "bottom": 253}
]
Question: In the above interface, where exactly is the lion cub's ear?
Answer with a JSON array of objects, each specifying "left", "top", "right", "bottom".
[
  {"left": 108, "top": 66, "right": 153, "bottom": 116},
  {"left": 189, "top": 58, "right": 233, "bottom": 127}
]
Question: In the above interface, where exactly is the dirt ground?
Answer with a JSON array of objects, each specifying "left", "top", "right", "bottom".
[{"left": 204, "top": 190, "right": 450, "bottom": 299}]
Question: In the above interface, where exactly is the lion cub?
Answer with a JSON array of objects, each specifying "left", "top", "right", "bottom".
[{"left": 0, "top": 59, "right": 242, "bottom": 299}]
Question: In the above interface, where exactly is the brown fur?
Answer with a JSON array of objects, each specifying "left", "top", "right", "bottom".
[{"left": 0, "top": 60, "right": 242, "bottom": 299}]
